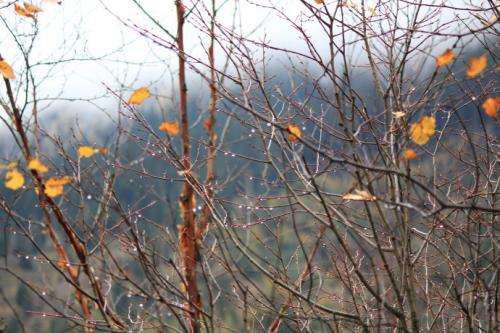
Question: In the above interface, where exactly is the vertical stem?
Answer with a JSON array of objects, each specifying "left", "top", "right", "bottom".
[
  {"left": 198, "top": 0, "right": 217, "bottom": 239},
  {"left": 175, "top": 1, "right": 201, "bottom": 331}
]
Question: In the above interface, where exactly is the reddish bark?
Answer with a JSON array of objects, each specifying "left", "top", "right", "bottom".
[{"left": 175, "top": 2, "right": 201, "bottom": 331}]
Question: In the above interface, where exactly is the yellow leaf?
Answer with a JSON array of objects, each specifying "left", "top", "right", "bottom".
[
  {"left": 466, "top": 54, "right": 488, "bottom": 78},
  {"left": 128, "top": 87, "right": 151, "bottom": 105},
  {"left": 436, "top": 49, "right": 455, "bottom": 67},
  {"left": 482, "top": 97, "right": 499, "bottom": 118},
  {"left": 45, "top": 176, "right": 71, "bottom": 187},
  {"left": 393, "top": 111, "right": 405, "bottom": 118},
  {"left": 0, "top": 60, "right": 15, "bottom": 80},
  {"left": 403, "top": 149, "right": 417, "bottom": 160},
  {"left": 78, "top": 146, "right": 97, "bottom": 158},
  {"left": 14, "top": 3, "right": 35, "bottom": 18},
  {"left": 24, "top": 2, "right": 43, "bottom": 14},
  {"left": 44, "top": 176, "right": 71, "bottom": 198},
  {"left": 5, "top": 169, "right": 25, "bottom": 190},
  {"left": 159, "top": 121, "right": 180, "bottom": 136},
  {"left": 45, "top": 186, "right": 63, "bottom": 198},
  {"left": 28, "top": 158, "right": 49, "bottom": 173},
  {"left": 342, "top": 189, "right": 376, "bottom": 201},
  {"left": 287, "top": 124, "right": 302, "bottom": 142},
  {"left": 410, "top": 116, "right": 436, "bottom": 145},
  {"left": 420, "top": 116, "right": 436, "bottom": 134}
]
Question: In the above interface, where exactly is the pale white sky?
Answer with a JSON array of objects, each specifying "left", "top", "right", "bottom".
[
  {"left": 0, "top": 0, "right": 490, "bottom": 118},
  {"left": 2, "top": 1, "right": 299, "bottom": 100}
]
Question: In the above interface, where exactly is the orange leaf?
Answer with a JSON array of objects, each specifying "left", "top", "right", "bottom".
[
  {"left": 203, "top": 117, "right": 214, "bottom": 131},
  {"left": 287, "top": 124, "right": 302, "bottom": 142},
  {"left": 45, "top": 176, "right": 71, "bottom": 187},
  {"left": 128, "top": 87, "right": 151, "bottom": 105},
  {"left": 44, "top": 185, "right": 64, "bottom": 198},
  {"left": 57, "top": 257, "right": 68, "bottom": 269},
  {"left": 28, "top": 158, "right": 49, "bottom": 174},
  {"left": 403, "top": 149, "right": 417, "bottom": 160},
  {"left": 78, "top": 146, "right": 97, "bottom": 158},
  {"left": 24, "top": 2, "right": 43, "bottom": 14},
  {"left": 0, "top": 60, "right": 15, "bottom": 80},
  {"left": 466, "top": 54, "right": 488, "bottom": 78},
  {"left": 5, "top": 169, "right": 24, "bottom": 190},
  {"left": 14, "top": 3, "right": 35, "bottom": 18},
  {"left": 482, "top": 97, "right": 499, "bottom": 118},
  {"left": 410, "top": 116, "right": 436, "bottom": 145},
  {"left": 314, "top": 0, "right": 324, "bottom": 4},
  {"left": 159, "top": 121, "right": 180, "bottom": 136},
  {"left": 436, "top": 49, "right": 455, "bottom": 67},
  {"left": 44, "top": 176, "right": 71, "bottom": 198}
]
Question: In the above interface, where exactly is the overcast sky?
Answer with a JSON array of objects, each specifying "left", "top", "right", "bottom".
[
  {"left": 10, "top": 0, "right": 466, "bottom": 96},
  {"left": 0, "top": 0, "right": 488, "bottom": 122},
  {"left": 3, "top": 1, "right": 316, "bottom": 94}
]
